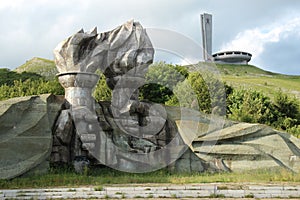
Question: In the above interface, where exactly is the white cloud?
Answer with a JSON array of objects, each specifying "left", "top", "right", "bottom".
[
  {"left": 0, "top": 0, "right": 25, "bottom": 10},
  {"left": 178, "top": 57, "right": 200, "bottom": 66},
  {"left": 220, "top": 17, "right": 300, "bottom": 60},
  {"left": 1, "top": 0, "right": 300, "bottom": 75}
]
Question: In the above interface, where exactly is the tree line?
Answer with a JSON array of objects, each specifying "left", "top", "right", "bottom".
[{"left": 0, "top": 63, "right": 299, "bottom": 137}]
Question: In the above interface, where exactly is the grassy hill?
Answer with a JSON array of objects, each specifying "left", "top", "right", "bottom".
[
  {"left": 220, "top": 64, "right": 300, "bottom": 100},
  {"left": 15, "top": 57, "right": 57, "bottom": 79},
  {"left": 187, "top": 62, "right": 300, "bottom": 100},
  {"left": 13, "top": 58, "right": 300, "bottom": 100}
]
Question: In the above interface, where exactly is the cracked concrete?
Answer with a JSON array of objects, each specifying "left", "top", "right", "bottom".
[{"left": 1, "top": 183, "right": 300, "bottom": 199}]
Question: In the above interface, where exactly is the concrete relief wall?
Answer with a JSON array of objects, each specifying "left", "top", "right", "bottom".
[{"left": 0, "top": 20, "right": 299, "bottom": 179}]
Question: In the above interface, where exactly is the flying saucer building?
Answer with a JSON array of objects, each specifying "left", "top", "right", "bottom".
[
  {"left": 212, "top": 51, "right": 252, "bottom": 64},
  {"left": 200, "top": 13, "right": 252, "bottom": 65}
]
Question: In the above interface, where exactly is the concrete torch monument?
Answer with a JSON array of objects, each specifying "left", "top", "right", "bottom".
[{"left": 0, "top": 20, "right": 300, "bottom": 179}]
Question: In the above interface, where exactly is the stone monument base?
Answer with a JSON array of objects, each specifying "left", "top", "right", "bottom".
[{"left": 0, "top": 94, "right": 300, "bottom": 179}]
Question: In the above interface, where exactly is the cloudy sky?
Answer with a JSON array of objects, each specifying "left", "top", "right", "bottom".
[{"left": 1, "top": 0, "right": 300, "bottom": 75}]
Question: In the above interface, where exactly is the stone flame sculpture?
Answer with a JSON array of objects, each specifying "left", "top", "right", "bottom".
[
  {"left": 1, "top": 20, "right": 300, "bottom": 179},
  {"left": 52, "top": 20, "right": 178, "bottom": 172},
  {"left": 54, "top": 20, "right": 153, "bottom": 110},
  {"left": 54, "top": 27, "right": 100, "bottom": 110}
]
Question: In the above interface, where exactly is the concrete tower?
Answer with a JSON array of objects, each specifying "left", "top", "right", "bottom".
[{"left": 201, "top": 13, "right": 212, "bottom": 61}]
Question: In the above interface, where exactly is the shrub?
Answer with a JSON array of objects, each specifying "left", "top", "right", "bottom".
[
  {"left": 139, "top": 62, "right": 187, "bottom": 104},
  {"left": 168, "top": 71, "right": 227, "bottom": 115},
  {"left": 93, "top": 71, "right": 112, "bottom": 101},
  {"left": 227, "top": 89, "right": 275, "bottom": 124}
]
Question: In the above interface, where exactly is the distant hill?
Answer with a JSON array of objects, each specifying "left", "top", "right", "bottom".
[
  {"left": 15, "top": 57, "right": 58, "bottom": 79},
  {"left": 187, "top": 62, "right": 300, "bottom": 100},
  {"left": 219, "top": 64, "right": 300, "bottom": 100},
  {"left": 187, "top": 62, "right": 282, "bottom": 76},
  {"left": 13, "top": 58, "right": 300, "bottom": 100}
]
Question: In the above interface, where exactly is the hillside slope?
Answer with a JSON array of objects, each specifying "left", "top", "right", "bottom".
[
  {"left": 14, "top": 58, "right": 300, "bottom": 100},
  {"left": 187, "top": 62, "right": 300, "bottom": 100},
  {"left": 15, "top": 57, "right": 58, "bottom": 79}
]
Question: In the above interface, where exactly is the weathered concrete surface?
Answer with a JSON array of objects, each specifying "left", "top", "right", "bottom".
[
  {"left": 178, "top": 117, "right": 300, "bottom": 172},
  {"left": 52, "top": 21, "right": 155, "bottom": 173},
  {"left": 2, "top": 94, "right": 300, "bottom": 178},
  {"left": 163, "top": 106, "right": 300, "bottom": 173},
  {"left": 0, "top": 94, "right": 62, "bottom": 179},
  {"left": 53, "top": 20, "right": 154, "bottom": 84}
]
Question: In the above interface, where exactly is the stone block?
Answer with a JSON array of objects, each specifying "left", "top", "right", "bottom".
[{"left": 0, "top": 95, "right": 53, "bottom": 179}]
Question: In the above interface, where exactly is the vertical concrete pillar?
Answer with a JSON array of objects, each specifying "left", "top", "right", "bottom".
[
  {"left": 201, "top": 13, "right": 212, "bottom": 61},
  {"left": 57, "top": 72, "right": 99, "bottom": 110}
]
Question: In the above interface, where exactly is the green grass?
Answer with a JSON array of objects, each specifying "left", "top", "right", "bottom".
[
  {"left": 15, "top": 57, "right": 57, "bottom": 80},
  {"left": 187, "top": 62, "right": 279, "bottom": 76},
  {"left": 94, "top": 185, "right": 104, "bottom": 191},
  {"left": 186, "top": 62, "right": 300, "bottom": 99},
  {"left": 223, "top": 75, "right": 300, "bottom": 100},
  {"left": 209, "top": 193, "right": 226, "bottom": 198},
  {"left": 219, "top": 64, "right": 300, "bottom": 100},
  {"left": 245, "top": 193, "right": 255, "bottom": 198},
  {"left": 147, "top": 194, "right": 154, "bottom": 198},
  {"left": 1, "top": 166, "right": 300, "bottom": 189},
  {"left": 216, "top": 63, "right": 278, "bottom": 76},
  {"left": 187, "top": 62, "right": 300, "bottom": 100}
]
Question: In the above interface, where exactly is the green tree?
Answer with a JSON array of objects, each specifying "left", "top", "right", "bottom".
[
  {"left": 139, "top": 62, "right": 187, "bottom": 103},
  {"left": 0, "top": 68, "right": 41, "bottom": 86},
  {"left": 0, "top": 78, "right": 64, "bottom": 101},
  {"left": 168, "top": 71, "right": 226, "bottom": 114},
  {"left": 273, "top": 90, "right": 300, "bottom": 130},
  {"left": 288, "top": 125, "right": 300, "bottom": 137},
  {"left": 227, "top": 89, "right": 275, "bottom": 124},
  {"left": 93, "top": 71, "right": 112, "bottom": 101},
  {"left": 274, "top": 90, "right": 300, "bottom": 119}
]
